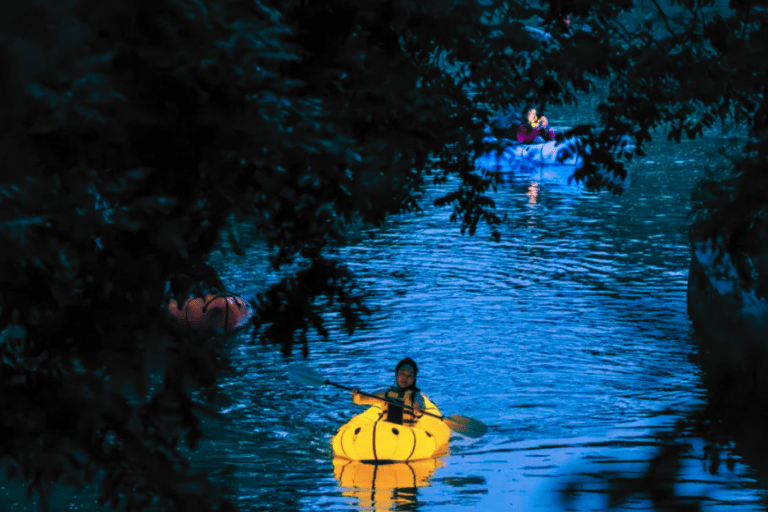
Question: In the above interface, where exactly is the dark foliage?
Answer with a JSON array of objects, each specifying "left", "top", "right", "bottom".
[{"left": 1, "top": 0, "right": 767, "bottom": 510}]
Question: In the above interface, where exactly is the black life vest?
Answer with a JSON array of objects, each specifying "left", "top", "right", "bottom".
[{"left": 383, "top": 387, "right": 422, "bottom": 426}]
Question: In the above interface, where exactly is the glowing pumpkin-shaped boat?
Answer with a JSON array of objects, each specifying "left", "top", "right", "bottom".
[
  {"left": 167, "top": 293, "right": 250, "bottom": 331},
  {"left": 332, "top": 397, "right": 451, "bottom": 463}
]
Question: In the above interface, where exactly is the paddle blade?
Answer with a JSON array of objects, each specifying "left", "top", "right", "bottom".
[
  {"left": 444, "top": 414, "right": 487, "bottom": 439},
  {"left": 287, "top": 364, "right": 327, "bottom": 387}
]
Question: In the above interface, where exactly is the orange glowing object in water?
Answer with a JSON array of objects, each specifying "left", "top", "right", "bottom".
[{"left": 168, "top": 293, "right": 250, "bottom": 331}]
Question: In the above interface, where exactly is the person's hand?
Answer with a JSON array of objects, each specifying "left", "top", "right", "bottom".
[
  {"left": 413, "top": 403, "right": 422, "bottom": 418},
  {"left": 352, "top": 389, "right": 360, "bottom": 400}
]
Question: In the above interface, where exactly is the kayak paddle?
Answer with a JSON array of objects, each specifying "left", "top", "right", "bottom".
[{"left": 287, "top": 364, "right": 488, "bottom": 439}]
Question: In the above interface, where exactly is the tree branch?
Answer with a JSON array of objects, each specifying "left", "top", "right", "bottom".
[{"left": 649, "top": 0, "right": 677, "bottom": 38}]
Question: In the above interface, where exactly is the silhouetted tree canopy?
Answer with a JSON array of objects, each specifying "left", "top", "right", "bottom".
[{"left": 1, "top": 0, "right": 766, "bottom": 510}]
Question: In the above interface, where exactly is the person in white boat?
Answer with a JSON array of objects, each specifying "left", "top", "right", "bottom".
[
  {"left": 351, "top": 358, "right": 426, "bottom": 426},
  {"left": 516, "top": 108, "right": 555, "bottom": 143}
]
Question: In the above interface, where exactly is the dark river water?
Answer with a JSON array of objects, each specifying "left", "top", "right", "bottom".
[{"left": 3, "top": 136, "right": 767, "bottom": 511}]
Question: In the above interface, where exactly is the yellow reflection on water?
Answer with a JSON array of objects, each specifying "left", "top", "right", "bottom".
[{"left": 334, "top": 458, "right": 444, "bottom": 511}]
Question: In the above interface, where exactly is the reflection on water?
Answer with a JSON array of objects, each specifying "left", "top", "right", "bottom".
[
  {"left": 334, "top": 459, "right": 444, "bottom": 511},
  {"left": 3, "top": 138, "right": 768, "bottom": 511},
  {"left": 526, "top": 182, "right": 539, "bottom": 205}
]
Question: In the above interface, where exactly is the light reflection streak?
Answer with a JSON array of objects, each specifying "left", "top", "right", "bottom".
[{"left": 527, "top": 182, "right": 540, "bottom": 204}]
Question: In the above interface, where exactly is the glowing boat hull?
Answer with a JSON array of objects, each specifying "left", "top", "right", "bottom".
[
  {"left": 168, "top": 293, "right": 250, "bottom": 331},
  {"left": 332, "top": 396, "right": 450, "bottom": 463}
]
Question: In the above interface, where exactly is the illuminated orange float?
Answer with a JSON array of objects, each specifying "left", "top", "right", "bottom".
[{"left": 168, "top": 293, "right": 251, "bottom": 331}]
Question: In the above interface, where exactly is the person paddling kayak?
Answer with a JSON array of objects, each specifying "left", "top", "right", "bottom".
[
  {"left": 516, "top": 108, "right": 555, "bottom": 144},
  {"left": 352, "top": 358, "right": 426, "bottom": 426}
]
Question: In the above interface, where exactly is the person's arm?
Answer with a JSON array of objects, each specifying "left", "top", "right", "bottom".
[
  {"left": 541, "top": 127, "right": 555, "bottom": 141},
  {"left": 352, "top": 389, "right": 385, "bottom": 406}
]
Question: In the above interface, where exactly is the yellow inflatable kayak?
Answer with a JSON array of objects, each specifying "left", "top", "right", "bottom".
[{"left": 332, "top": 396, "right": 451, "bottom": 462}]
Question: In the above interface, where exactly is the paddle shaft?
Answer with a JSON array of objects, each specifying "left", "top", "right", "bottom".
[
  {"left": 324, "top": 379, "right": 446, "bottom": 422},
  {"left": 287, "top": 364, "right": 486, "bottom": 438}
]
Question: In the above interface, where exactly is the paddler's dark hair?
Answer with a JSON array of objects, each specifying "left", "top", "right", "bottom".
[{"left": 395, "top": 357, "right": 418, "bottom": 377}]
